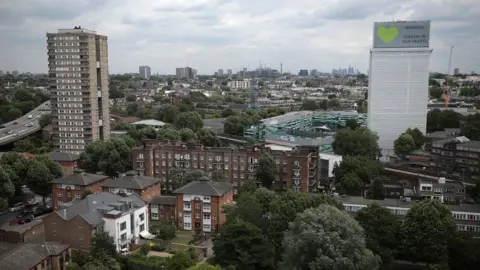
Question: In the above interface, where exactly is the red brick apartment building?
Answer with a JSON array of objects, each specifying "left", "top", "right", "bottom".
[
  {"left": 0, "top": 242, "right": 71, "bottom": 270},
  {"left": 173, "top": 176, "right": 233, "bottom": 232},
  {"left": 51, "top": 171, "right": 108, "bottom": 210},
  {"left": 47, "top": 152, "right": 80, "bottom": 176},
  {"left": 149, "top": 195, "right": 177, "bottom": 221},
  {"left": 102, "top": 172, "right": 161, "bottom": 201},
  {"left": 132, "top": 140, "right": 321, "bottom": 192}
]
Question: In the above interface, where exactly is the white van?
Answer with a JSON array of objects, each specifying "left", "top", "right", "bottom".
[{"left": 27, "top": 115, "right": 33, "bottom": 119}]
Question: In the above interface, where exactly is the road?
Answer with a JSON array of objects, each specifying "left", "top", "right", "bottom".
[{"left": 0, "top": 101, "right": 50, "bottom": 144}]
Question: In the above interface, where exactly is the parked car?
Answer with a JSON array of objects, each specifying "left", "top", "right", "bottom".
[
  {"left": 27, "top": 115, "right": 32, "bottom": 119},
  {"left": 25, "top": 122, "right": 33, "bottom": 127},
  {"left": 9, "top": 202, "right": 25, "bottom": 212}
]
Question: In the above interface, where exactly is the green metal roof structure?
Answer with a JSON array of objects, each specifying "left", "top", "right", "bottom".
[{"left": 243, "top": 111, "right": 367, "bottom": 152}]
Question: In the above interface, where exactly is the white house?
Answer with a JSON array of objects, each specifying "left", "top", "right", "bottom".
[{"left": 55, "top": 192, "right": 154, "bottom": 253}]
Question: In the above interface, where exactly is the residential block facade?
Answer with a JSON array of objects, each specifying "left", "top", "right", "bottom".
[
  {"left": 173, "top": 177, "right": 233, "bottom": 232},
  {"left": 51, "top": 171, "right": 108, "bottom": 210},
  {"left": 132, "top": 140, "right": 329, "bottom": 193},
  {"left": 44, "top": 192, "right": 149, "bottom": 252},
  {"left": 46, "top": 27, "right": 110, "bottom": 155}
]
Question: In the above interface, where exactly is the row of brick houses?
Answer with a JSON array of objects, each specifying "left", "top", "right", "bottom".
[
  {"left": 132, "top": 140, "right": 342, "bottom": 193},
  {"left": 45, "top": 166, "right": 234, "bottom": 251},
  {"left": 51, "top": 171, "right": 161, "bottom": 211}
]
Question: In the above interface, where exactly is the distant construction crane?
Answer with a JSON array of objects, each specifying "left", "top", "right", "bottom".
[{"left": 445, "top": 46, "right": 454, "bottom": 108}]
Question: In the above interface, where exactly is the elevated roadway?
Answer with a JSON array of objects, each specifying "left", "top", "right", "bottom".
[{"left": 0, "top": 101, "right": 51, "bottom": 146}]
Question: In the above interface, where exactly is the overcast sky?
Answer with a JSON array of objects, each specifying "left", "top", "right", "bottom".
[{"left": 0, "top": 0, "right": 479, "bottom": 75}]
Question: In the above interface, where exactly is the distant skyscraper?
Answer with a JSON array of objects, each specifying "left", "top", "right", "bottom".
[
  {"left": 454, "top": 68, "right": 460, "bottom": 75},
  {"left": 299, "top": 70, "right": 308, "bottom": 76},
  {"left": 139, "top": 66, "right": 151, "bottom": 80},
  {"left": 47, "top": 26, "right": 110, "bottom": 155},
  {"left": 218, "top": 69, "right": 224, "bottom": 76},
  {"left": 176, "top": 67, "right": 195, "bottom": 79},
  {"left": 310, "top": 69, "right": 318, "bottom": 77},
  {"left": 227, "top": 69, "right": 232, "bottom": 76},
  {"left": 368, "top": 21, "right": 431, "bottom": 159}
]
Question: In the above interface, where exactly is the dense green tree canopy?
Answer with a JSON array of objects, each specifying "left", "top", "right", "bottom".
[
  {"left": 256, "top": 153, "right": 277, "bottom": 189},
  {"left": 356, "top": 203, "right": 400, "bottom": 269},
  {"left": 281, "top": 204, "right": 380, "bottom": 270},
  {"left": 174, "top": 111, "right": 204, "bottom": 131},
  {"left": 400, "top": 200, "right": 456, "bottom": 265},
  {"left": 213, "top": 218, "right": 274, "bottom": 269},
  {"left": 333, "top": 156, "right": 384, "bottom": 195},
  {"left": 332, "top": 127, "right": 380, "bottom": 159},
  {"left": 394, "top": 132, "right": 416, "bottom": 159}
]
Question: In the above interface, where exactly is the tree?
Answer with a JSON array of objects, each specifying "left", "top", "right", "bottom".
[
  {"left": 197, "top": 128, "right": 217, "bottom": 147},
  {"left": 26, "top": 160, "right": 53, "bottom": 206},
  {"left": 187, "top": 262, "right": 223, "bottom": 270},
  {"left": 126, "top": 94, "right": 137, "bottom": 102},
  {"left": 405, "top": 127, "right": 425, "bottom": 149},
  {"left": 81, "top": 189, "right": 93, "bottom": 199},
  {"left": 39, "top": 114, "right": 52, "bottom": 127},
  {"left": 157, "top": 126, "right": 181, "bottom": 141},
  {"left": 237, "top": 180, "right": 257, "bottom": 195},
  {"left": 165, "top": 249, "right": 195, "bottom": 270},
  {"left": 429, "top": 86, "right": 444, "bottom": 99},
  {"left": 281, "top": 205, "right": 380, "bottom": 270},
  {"left": 213, "top": 219, "right": 274, "bottom": 269},
  {"left": 91, "top": 231, "right": 117, "bottom": 259},
  {"left": 447, "top": 232, "right": 480, "bottom": 270},
  {"left": 266, "top": 191, "right": 343, "bottom": 264},
  {"left": 78, "top": 136, "right": 134, "bottom": 177},
  {"left": 332, "top": 127, "right": 380, "bottom": 159},
  {"left": 394, "top": 133, "right": 416, "bottom": 159},
  {"left": 0, "top": 165, "right": 15, "bottom": 211},
  {"left": 301, "top": 99, "right": 318, "bottom": 110},
  {"left": 400, "top": 200, "right": 456, "bottom": 266},
  {"left": 461, "top": 113, "right": 480, "bottom": 140},
  {"left": 226, "top": 192, "right": 264, "bottom": 229},
  {"left": 427, "top": 109, "right": 463, "bottom": 133},
  {"left": 370, "top": 178, "right": 386, "bottom": 199},
  {"left": 179, "top": 128, "right": 198, "bottom": 142},
  {"left": 151, "top": 221, "right": 176, "bottom": 240},
  {"left": 345, "top": 119, "right": 359, "bottom": 130},
  {"left": 36, "top": 155, "right": 63, "bottom": 179},
  {"left": 256, "top": 153, "right": 277, "bottom": 189},
  {"left": 156, "top": 104, "right": 180, "bottom": 123},
  {"left": 174, "top": 111, "right": 203, "bottom": 132},
  {"left": 168, "top": 167, "right": 185, "bottom": 191},
  {"left": 223, "top": 116, "right": 244, "bottom": 136},
  {"left": 333, "top": 156, "right": 383, "bottom": 195},
  {"left": 356, "top": 203, "right": 400, "bottom": 269}
]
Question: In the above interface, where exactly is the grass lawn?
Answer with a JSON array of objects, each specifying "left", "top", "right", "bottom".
[
  {"left": 171, "top": 236, "right": 191, "bottom": 245},
  {"left": 171, "top": 230, "right": 194, "bottom": 245}
]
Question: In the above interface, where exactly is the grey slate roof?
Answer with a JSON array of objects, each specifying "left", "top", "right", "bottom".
[
  {"left": 51, "top": 172, "right": 108, "bottom": 185},
  {"left": 0, "top": 242, "right": 70, "bottom": 270},
  {"left": 57, "top": 192, "right": 146, "bottom": 226},
  {"left": 47, "top": 151, "right": 80, "bottom": 162},
  {"left": 173, "top": 176, "right": 233, "bottom": 196},
  {"left": 103, "top": 174, "right": 160, "bottom": 190},
  {"left": 150, "top": 195, "right": 176, "bottom": 206}
]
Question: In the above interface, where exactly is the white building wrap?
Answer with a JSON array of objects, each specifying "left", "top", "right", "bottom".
[{"left": 368, "top": 47, "right": 431, "bottom": 158}]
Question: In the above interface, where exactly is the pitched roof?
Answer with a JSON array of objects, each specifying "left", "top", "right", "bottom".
[
  {"left": 150, "top": 195, "right": 176, "bottom": 206},
  {"left": 47, "top": 151, "right": 80, "bottom": 162},
  {"left": 173, "top": 176, "right": 233, "bottom": 196},
  {"left": 0, "top": 242, "right": 70, "bottom": 270},
  {"left": 56, "top": 192, "right": 146, "bottom": 226},
  {"left": 103, "top": 174, "right": 160, "bottom": 190},
  {"left": 51, "top": 172, "right": 108, "bottom": 186}
]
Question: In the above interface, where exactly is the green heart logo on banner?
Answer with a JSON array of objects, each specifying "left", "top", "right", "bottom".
[{"left": 377, "top": 26, "right": 399, "bottom": 43}]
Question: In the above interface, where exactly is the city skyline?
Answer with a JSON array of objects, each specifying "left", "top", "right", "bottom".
[{"left": 0, "top": 0, "right": 479, "bottom": 74}]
